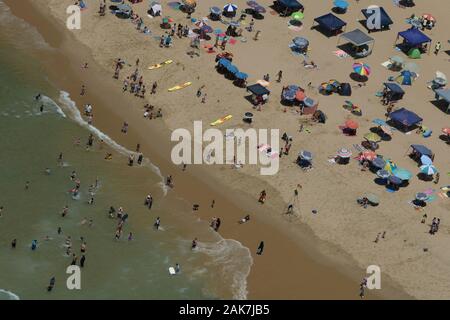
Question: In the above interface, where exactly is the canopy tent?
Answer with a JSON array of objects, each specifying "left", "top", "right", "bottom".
[
  {"left": 338, "top": 29, "right": 374, "bottom": 56},
  {"left": 410, "top": 144, "right": 433, "bottom": 157},
  {"left": 396, "top": 70, "right": 415, "bottom": 86},
  {"left": 313, "top": 13, "right": 347, "bottom": 35},
  {"left": 274, "top": 0, "right": 304, "bottom": 15},
  {"left": 361, "top": 7, "right": 393, "bottom": 31},
  {"left": 383, "top": 82, "right": 405, "bottom": 101},
  {"left": 149, "top": 3, "right": 162, "bottom": 16},
  {"left": 388, "top": 107, "right": 422, "bottom": 129},
  {"left": 247, "top": 84, "right": 270, "bottom": 96},
  {"left": 396, "top": 28, "right": 431, "bottom": 52},
  {"left": 435, "top": 88, "right": 450, "bottom": 109}
]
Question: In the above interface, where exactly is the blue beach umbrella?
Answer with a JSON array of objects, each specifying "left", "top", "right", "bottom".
[
  {"left": 299, "top": 150, "right": 313, "bottom": 161},
  {"left": 210, "top": 6, "right": 222, "bottom": 14},
  {"left": 218, "top": 58, "right": 231, "bottom": 67},
  {"left": 287, "top": 85, "right": 299, "bottom": 92},
  {"left": 226, "top": 64, "right": 239, "bottom": 74},
  {"left": 372, "top": 157, "right": 386, "bottom": 169},
  {"left": 282, "top": 89, "right": 296, "bottom": 101},
  {"left": 293, "top": 37, "right": 309, "bottom": 48},
  {"left": 372, "top": 119, "right": 387, "bottom": 126},
  {"left": 200, "top": 25, "right": 213, "bottom": 33},
  {"left": 333, "top": 0, "right": 349, "bottom": 9},
  {"left": 304, "top": 97, "right": 315, "bottom": 107},
  {"left": 393, "top": 168, "right": 413, "bottom": 180},
  {"left": 235, "top": 72, "right": 248, "bottom": 80},
  {"left": 214, "top": 28, "right": 223, "bottom": 34},
  {"left": 254, "top": 5, "right": 266, "bottom": 13},
  {"left": 420, "top": 155, "right": 432, "bottom": 165}
]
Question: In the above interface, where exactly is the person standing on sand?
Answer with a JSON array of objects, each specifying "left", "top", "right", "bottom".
[
  {"left": 25, "top": 181, "right": 30, "bottom": 190},
  {"left": 191, "top": 238, "right": 198, "bottom": 249},
  {"left": 277, "top": 70, "right": 283, "bottom": 83},
  {"left": 80, "top": 255, "right": 86, "bottom": 268},
  {"left": 154, "top": 217, "right": 161, "bottom": 230},
  {"left": 258, "top": 190, "right": 266, "bottom": 203},
  {"left": 434, "top": 41, "right": 441, "bottom": 55},
  {"left": 256, "top": 241, "right": 264, "bottom": 255},
  {"left": 0, "top": 206, "right": 3, "bottom": 218},
  {"left": 47, "top": 277, "right": 56, "bottom": 292},
  {"left": 80, "top": 85, "right": 86, "bottom": 96},
  {"left": 151, "top": 81, "right": 157, "bottom": 94},
  {"left": 201, "top": 93, "right": 207, "bottom": 104},
  {"left": 11, "top": 239, "right": 17, "bottom": 249}
]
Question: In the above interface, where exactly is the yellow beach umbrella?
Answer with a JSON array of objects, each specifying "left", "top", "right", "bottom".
[{"left": 364, "top": 132, "right": 381, "bottom": 142}]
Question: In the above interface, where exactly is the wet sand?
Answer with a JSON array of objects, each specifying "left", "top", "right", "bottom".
[{"left": 2, "top": 0, "right": 421, "bottom": 299}]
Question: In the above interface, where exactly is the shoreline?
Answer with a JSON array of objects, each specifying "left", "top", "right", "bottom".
[{"left": 2, "top": 0, "right": 415, "bottom": 299}]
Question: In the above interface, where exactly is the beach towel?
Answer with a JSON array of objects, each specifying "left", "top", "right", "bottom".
[
  {"left": 333, "top": 50, "right": 349, "bottom": 59},
  {"left": 381, "top": 61, "right": 391, "bottom": 69}
]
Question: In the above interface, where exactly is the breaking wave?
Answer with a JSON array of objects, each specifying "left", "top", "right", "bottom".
[{"left": 0, "top": 289, "right": 20, "bottom": 300}]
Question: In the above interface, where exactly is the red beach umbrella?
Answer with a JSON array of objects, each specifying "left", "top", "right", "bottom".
[{"left": 345, "top": 119, "right": 359, "bottom": 129}]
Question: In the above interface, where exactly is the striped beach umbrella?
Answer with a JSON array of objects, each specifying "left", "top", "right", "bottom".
[
  {"left": 420, "top": 164, "right": 438, "bottom": 175},
  {"left": 352, "top": 62, "right": 371, "bottom": 76},
  {"left": 223, "top": 3, "right": 238, "bottom": 12},
  {"left": 362, "top": 150, "right": 376, "bottom": 161},
  {"left": 384, "top": 159, "right": 397, "bottom": 173},
  {"left": 337, "top": 148, "right": 352, "bottom": 158}
]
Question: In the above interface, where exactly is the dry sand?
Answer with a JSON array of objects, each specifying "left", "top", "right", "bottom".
[{"left": 6, "top": 0, "right": 450, "bottom": 299}]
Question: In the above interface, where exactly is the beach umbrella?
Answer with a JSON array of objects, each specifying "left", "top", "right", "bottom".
[
  {"left": 117, "top": 4, "right": 132, "bottom": 12},
  {"left": 223, "top": 3, "right": 238, "bottom": 12},
  {"left": 422, "top": 14, "right": 436, "bottom": 22},
  {"left": 393, "top": 168, "right": 413, "bottom": 180},
  {"left": 229, "top": 20, "right": 241, "bottom": 27},
  {"left": 380, "top": 125, "right": 392, "bottom": 135},
  {"left": 372, "top": 158, "right": 386, "bottom": 169},
  {"left": 200, "top": 25, "right": 213, "bottom": 33},
  {"left": 304, "top": 97, "right": 316, "bottom": 108},
  {"left": 372, "top": 118, "right": 386, "bottom": 126},
  {"left": 291, "top": 11, "right": 304, "bottom": 21},
  {"left": 320, "top": 82, "right": 334, "bottom": 92},
  {"left": 299, "top": 150, "right": 313, "bottom": 161},
  {"left": 345, "top": 119, "right": 359, "bottom": 129},
  {"left": 434, "top": 71, "right": 447, "bottom": 86},
  {"left": 293, "top": 37, "right": 309, "bottom": 48},
  {"left": 420, "top": 164, "right": 438, "bottom": 175},
  {"left": 182, "top": 0, "right": 197, "bottom": 7},
  {"left": 415, "top": 192, "right": 428, "bottom": 201},
  {"left": 377, "top": 169, "right": 390, "bottom": 179},
  {"left": 333, "top": 0, "right": 349, "bottom": 9},
  {"left": 390, "top": 55, "right": 404, "bottom": 65},
  {"left": 235, "top": 72, "right": 248, "bottom": 80},
  {"left": 254, "top": 5, "right": 266, "bottom": 13},
  {"left": 362, "top": 150, "right": 377, "bottom": 161},
  {"left": 420, "top": 155, "right": 432, "bottom": 165},
  {"left": 247, "top": 1, "right": 259, "bottom": 8},
  {"left": 366, "top": 194, "right": 379, "bottom": 205},
  {"left": 384, "top": 159, "right": 397, "bottom": 173},
  {"left": 408, "top": 48, "right": 421, "bottom": 59},
  {"left": 442, "top": 128, "right": 450, "bottom": 135},
  {"left": 226, "top": 64, "right": 239, "bottom": 74},
  {"left": 210, "top": 6, "right": 222, "bottom": 15},
  {"left": 329, "top": 79, "right": 341, "bottom": 88},
  {"left": 364, "top": 132, "right": 381, "bottom": 142},
  {"left": 282, "top": 89, "right": 296, "bottom": 101},
  {"left": 404, "top": 62, "right": 420, "bottom": 73},
  {"left": 396, "top": 70, "right": 414, "bottom": 86},
  {"left": 287, "top": 85, "right": 299, "bottom": 92},
  {"left": 352, "top": 63, "right": 371, "bottom": 76},
  {"left": 214, "top": 28, "right": 223, "bottom": 35},
  {"left": 295, "top": 90, "right": 306, "bottom": 101},
  {"left": 389, "top": 175, "right": 402, "bottom": 185},
  {"left": 218, "top": 58, "right": 231, "bottom": 67},
  {"left": 337, "top": 148, "right": 352, "bottom": 158}
]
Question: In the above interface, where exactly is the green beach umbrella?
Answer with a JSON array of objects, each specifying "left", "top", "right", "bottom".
[
  {"left": 291, "top": 11, "right": 304, "bottom": 21},
  {"left": 408, "top": 48, "right": 421, "bottom": 59}
]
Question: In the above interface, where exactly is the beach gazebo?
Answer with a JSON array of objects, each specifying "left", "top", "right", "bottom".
[
  {"left": 338, "top": 29, "right": 374, "bottom": 57},
  {"left": 361, "top": 6, "right": 393, "bottom": 32},
  {"left": 395, "top": 28, "right": 432, "bottom": 55},
  {"left": 383, "top": 82, "right": 405, "bottom": 103},
  {"left": 273, "top": 0, "right": 304, "bottom": 16},
  {"left": 388, "top": 107, "right": 422, "bottom": 132},
  {"left": 313, "top": 13, "right": 347, "bottom": 36},
  {"left": 247, "top": 84, "right": 270, "bottom": 105},
  {"left": 434, "top": 88, "right": 450, "bottom": 113}
]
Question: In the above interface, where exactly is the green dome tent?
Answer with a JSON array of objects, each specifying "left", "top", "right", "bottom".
[{"left": 408, "top": 48, "right": 421, "bottom": 59}]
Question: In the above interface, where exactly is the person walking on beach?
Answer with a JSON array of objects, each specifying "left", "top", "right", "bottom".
[
  {"left": 47, "top": 277, "right": 56, "bottom": 292},
  {"left": 11, "top": 239, "right": 17, "bottom": 249},
  {"left": 80, "top": 255, "right": 86, "bottom": 268},
  {"left": 154, "top": 217, "right": 161, "bottom": 230},
  {"left": 191, "top": 238, "right": 198, "bottom": 249},
  {"left": 258, "top": 190, "right": 267, "bottom": 204},
  {"left": 277, "top": 70, "right": 283, "bottom": 83},
  {"left": 256, "top": 241, "right": 264, "bottom": 255},
  {"left": 151, "top": 81, "right": 157, "bottom": 94},
  {"left": 137, "top": 153, "right": 143, "bottom": 165},
  {"left": 201, "top": 93, "right": 207, "bottom": 104},
  {"left": 121, "top": 122, "right": 128, "bottom": 133},
  {"left": 434, "top": 41, "right": 441, "bottom": 55},
  {"left": 25, "top": 181, "right": 30, "bottom": 190},
  {"left": 80, "top": 85, "right": 86, "bottom": 96}
]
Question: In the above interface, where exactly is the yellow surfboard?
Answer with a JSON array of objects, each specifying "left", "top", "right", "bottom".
[
  {"left": 168, "top": 82, "right": 192, "bottom": 92},
  {"left": 210, "top": 115, "right": 232, "bottom": 126},
  {"left": 148, "top": 60, "right": 173, "bottom": 70}
]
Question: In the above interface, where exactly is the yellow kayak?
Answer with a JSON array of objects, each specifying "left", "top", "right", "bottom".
[
  {"left": 148, "top": 60, "right": 173, "bottom": 70},
  {"left": 210, "top": 115, "right": 232, "bottom": 126},
  {"left": 168, "top": 81, "right": 192, "bottom": 92}
]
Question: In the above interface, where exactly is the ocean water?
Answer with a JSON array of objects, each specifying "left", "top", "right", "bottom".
[{"left": 0, "top": 1, "right": 252, "bottom": 300}]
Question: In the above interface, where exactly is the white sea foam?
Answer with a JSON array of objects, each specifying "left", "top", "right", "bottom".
[
  {"left": 57, "top": 91, "right": 168, "bottom": 195},
  {"left": 197, "top": 239, "right": 253, "bottom": 300},
  {"left": 0, "top": 289, "right": 20, "bottom": 300}
]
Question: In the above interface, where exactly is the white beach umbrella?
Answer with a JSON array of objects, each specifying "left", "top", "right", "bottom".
[{"left": 223, "top": 3, "right": 238, "bottom": 12}]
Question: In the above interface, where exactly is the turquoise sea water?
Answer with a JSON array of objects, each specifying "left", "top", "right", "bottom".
[{"left": 0, "top": 1, "right": 251, "bottom": 300}]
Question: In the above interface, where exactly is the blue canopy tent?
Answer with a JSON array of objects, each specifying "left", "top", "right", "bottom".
[
  {"left": 313, "top": 13, "right": 347, "bottom": 36},
  {"left": 361, "top": 7, "right": 393, "bottom": 32},
  {"left": 395, "top": 28, "right": 431, "bottom": 54},
  {"left": 388, "top": 107, "right": 422, "bottom": 131},
  {"left": 434, "top": 88, "right": 450, "bottom": 113},
  {"left": 383, "top": 82, "right": 405, "bottom": 101},
  {"left": 247, "top": 84, "right": 270, "bottom": 105},
  {"left": 274, "top": 0, "right": 304, "bottom": 16},
  {"left": 410, "top": 144, "right": 433, "bottom": 158}
]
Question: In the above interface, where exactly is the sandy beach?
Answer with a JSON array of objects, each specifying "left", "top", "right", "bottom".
[{"left": 4, "top": 0, "right": 449, "bottom": 299}]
